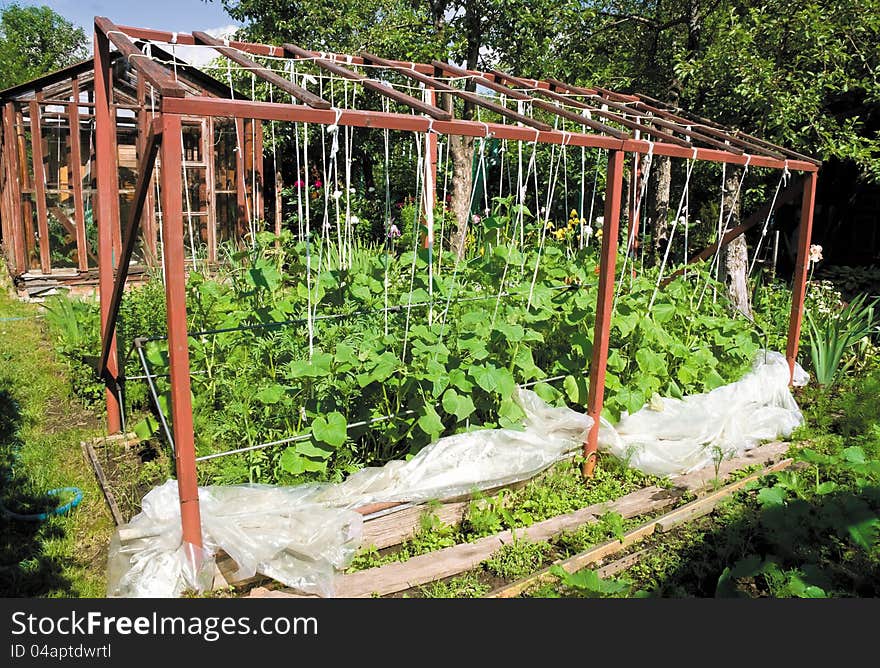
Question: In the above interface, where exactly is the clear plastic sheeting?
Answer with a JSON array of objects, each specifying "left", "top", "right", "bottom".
[
  {"left": 106, "top": 389, "right": 592, "bottom": 598},
  {"left": 108, "top": 351, "right": 808, "bottom": 597},
  {"left": 106, "top": 483, "right": 364, "bottom": 598},
  {"left": 598, "top": 351, "right": 808, "bottom": 476}
]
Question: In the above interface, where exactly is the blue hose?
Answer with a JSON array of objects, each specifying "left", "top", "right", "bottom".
[{"left": 0, "top": 487, "right": 84, "bottom": 521}]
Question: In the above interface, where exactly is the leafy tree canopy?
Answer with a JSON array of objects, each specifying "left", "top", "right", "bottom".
[
  {"left": 0, "top": 3, "right": 88, "bottom": 90},
  {"left": 216, "top": 0, "right": 879, "bottom": 180}
]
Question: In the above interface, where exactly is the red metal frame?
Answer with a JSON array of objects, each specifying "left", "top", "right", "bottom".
[
  {"left": 87, "top": 19, "right": 821, "bottom": 572},
  {"left": 786, "top": 173, "right": 818, "bottom": 382},
  {"left": 94, "top": 27, "right": 122, "bottom": 433},
  {"left": 584, "top": 150, "right": 625, "bottom": 477},
  {"left": 158, "top": 111, "right": 203, "bottom": 556},
  {"left": 28, "top": 100, "right": 51, "bottom": 274}
]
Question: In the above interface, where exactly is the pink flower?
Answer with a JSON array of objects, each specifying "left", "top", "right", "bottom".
[
  {"left": 472, "top": 214, "right": 482, "bottom": 224},
  {"left": 809, "top": 244, "right": 823, "bottom": 264},
  {"left": 388, "top": 224, "right": 401, "bottom": 238},
  {"left": 293, "top": 180, "right": 305, "bottom": 188},
  {"left": 313, "top": 179, "right": 323, "bottom": 189}
]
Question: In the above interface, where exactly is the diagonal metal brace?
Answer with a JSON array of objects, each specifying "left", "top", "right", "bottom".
[{"left": 99, "top": 118, "right": 164, "bottom": 384}]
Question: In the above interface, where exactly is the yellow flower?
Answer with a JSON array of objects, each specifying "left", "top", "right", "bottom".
[
  {"left": 554, "top": 228, "right": 566, "bottom": 241},
  {"left": 545, "top": 221, "right": 555, "bottom": 230}
]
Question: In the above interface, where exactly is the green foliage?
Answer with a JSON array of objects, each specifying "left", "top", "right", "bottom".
[
  {"left": 483, "top": 540, "right": 551, "bottom": 581},
  {"left": 548, "top": 565, "right": 631, "bottom": 598},
  {"left": 41, "top": 295, "right": 103, "bottom": 406},
  {"left": 93, "top": 226, "right": 758, "bottom": 486},
  {"left": 819, "top": 265, "right": 880, "bottom": 301},
  {"left": 0, "top": 4, "right": 87, "bottom": 89},
  {"left": 806, "top": 293, "right": 878, "bottom": 385},
  {"left": 615, "top": 370, "right": 880, "bottom": 598},
  {"left": 417, "top": 572, "right": 490, "bottom": 598}
]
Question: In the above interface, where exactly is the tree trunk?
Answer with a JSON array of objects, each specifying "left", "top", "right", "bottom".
[
  {"left": 721, "top": 166, "right": 752, "bottom": 317},
  {"left": 447, "top": 0, "right": 481, "bottom": 260},
  {"left": 650, "top": 155, "right": 672, "bottom": 263},
  {"left": 449, "top": 135, "right": 474, "bottom": 258}
]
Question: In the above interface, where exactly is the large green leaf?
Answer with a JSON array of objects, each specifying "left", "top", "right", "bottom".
[
  {"left": 417, "top": 404, "right": 444, "bottom": 440},
  {"left": 311, "top": 411, "right": 348, "bottom": 447},
  {"left": 442, "top": 388, "right": 476, "bottom": 421}
]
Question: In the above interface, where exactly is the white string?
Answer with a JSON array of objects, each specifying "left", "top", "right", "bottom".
[
  {"left": 698, "top": 155, "right": 751, "bottom": 309},
  {"left": 615, "top": 142, "right": 654, "bottom": 303},
  {"left": 180, "top": 127, "right": 198, "bottom": 268},
  {"left": 149, "top": 84, "right": 166, "bottom": 286},
  {"left": 401, "top": 132, "right": 424, "bottom": 361},
  {"left": 269, "top": 84, "right": 280, "bottom": 237},
  {"left": 585, "top": 147, "right": 603, "bottom": 249},
  {"left": 648, "top": 154, "right": 696, "bottom": 310},
  {"left": 526, "top": 137, "right": 566, "bottom": 310},
  {"left": 382, "top": 98, "right": 392, "bottom": 335},
  {"left": 490, "top": 138, "right": 538, "bottom": 329},
  {"left": 748, "top": 162, "right": 790, "bottom": 277},
  {"left": 302, "top": 119, "right": 314, "bottom": 358}
]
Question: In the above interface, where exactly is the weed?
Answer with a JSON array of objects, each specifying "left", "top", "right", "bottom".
[
  {"left": 417, "top": 572, "right": 490, "bottom": 598},
  {"left": 483, "top": 540, "right": 551, "bottom": 581}
]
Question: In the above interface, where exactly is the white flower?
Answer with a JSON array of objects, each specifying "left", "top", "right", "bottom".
[
  {"left": 583, "top": 225, "right": 593, "bottom": 236},
  {"left": 809, "top": 244, "right": 823, "bottom": 264},
  {"left": 349, "top": 215, "right": 360, "bottom": 224},
  {"left": 368, "top": 186, "right": 376, "bottom": 193},
  {"left": 349, "top": 187, "right": 356, "bottom": 193},
  {"left": 332, "top": 190, "right": 342, "bottom": 200},
  {"left": 595, "top": 215, "right": 604, "bottom": 225}
]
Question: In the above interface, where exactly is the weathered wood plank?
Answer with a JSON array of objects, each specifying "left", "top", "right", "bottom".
[
  {"left": 487, "top": 455, "right": 794, "bottom": 598},
  {"left": 327, "top": 441, "right": 791, "bottom": 598}
]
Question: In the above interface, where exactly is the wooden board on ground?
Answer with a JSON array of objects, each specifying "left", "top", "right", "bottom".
[
  {"left": 486, "top": 457, "right": 794, "bottom": 598},
  {"left": 250, "top": 440, "right": 792, "bottom": 598}
]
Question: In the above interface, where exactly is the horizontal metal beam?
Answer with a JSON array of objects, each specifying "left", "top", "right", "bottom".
[
  {"left": 546, "top": 77, "right": 745, "bottom": 155},
  {"left": 435, "top": 61, "right": 628, "bottom": 138},
  {"left": 488, "top": 69, "right": 631, "bottom": 139},
  {"left": 99, "top": 119, "right": 163, "bottom": 380},
  {"left": 161, "top": 96, "right": 818, "bottom": 172},
  {"left": 192, "top": 31, "right": 330, "bottom": 109},
  {"left": 635, "top": 92, "right": 821, "bottom": 166},
  {"left": 284, "top": 44, "right": 450, "bottom": 120},
  {"left": 498, "top": 70, "right": 695, "bottom": 148},
  {"left": 361, "top": 52, "right": 550, "bottom": 131},
  {"left": 95, "top": 17, "right": 186, "bottom": 98}
]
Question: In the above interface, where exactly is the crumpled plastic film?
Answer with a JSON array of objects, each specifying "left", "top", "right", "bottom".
[
  {"left": 597, "top": 351, "right": 808, "bottom": 476},
  {"left": 108, "top": 351, "right": 808, "bottom": 597},
  {"left": 107, "top": 388, "right": 592, "bottom": 598}
]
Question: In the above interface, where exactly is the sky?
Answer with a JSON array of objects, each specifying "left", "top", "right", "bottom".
[{"left": 11, "top": 0, "right": 243, "bottom": 64}]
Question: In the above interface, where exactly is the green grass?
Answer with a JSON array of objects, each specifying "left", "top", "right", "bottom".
[
  {"left": 347, "top": 456, "right": 661, "bottom": 573},
  {"left": 0, "top": 278, "right": 114, "bottom": 597}
]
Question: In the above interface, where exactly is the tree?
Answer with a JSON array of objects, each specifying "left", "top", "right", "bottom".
[
  {"left": 550, "top": 1, "right": 879, "bottom": 312},
  {"left": 216, "top": 0, "right": 574, "bottom": 256},
  {"left": 0, "top": 3, "right": 88, "bottom": 89}
]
